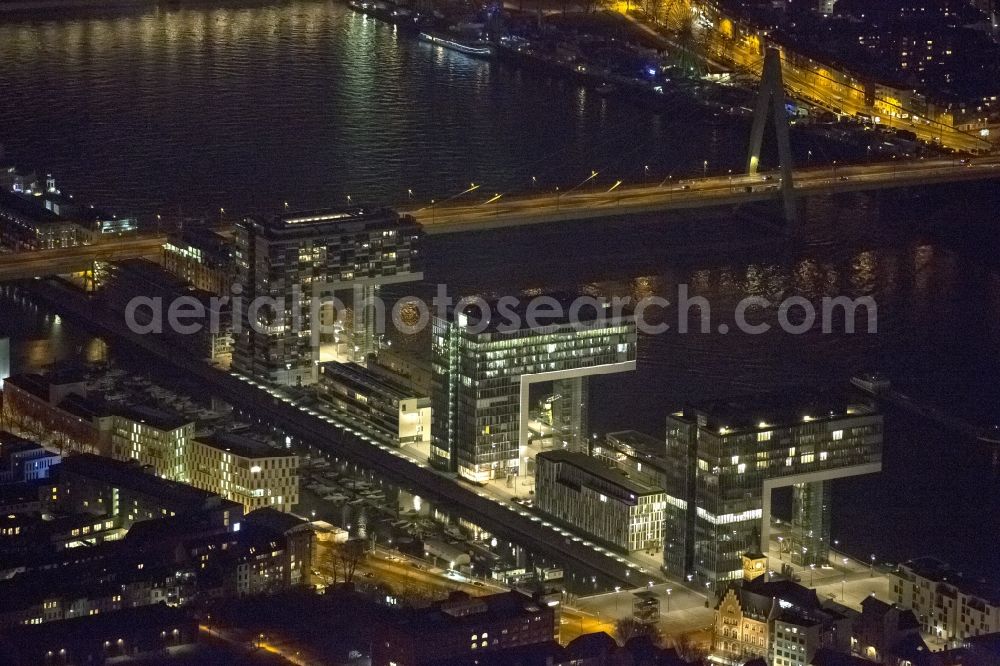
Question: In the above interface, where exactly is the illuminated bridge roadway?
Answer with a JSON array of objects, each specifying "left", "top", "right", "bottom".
[
  {"left": 0, "top": 233, "right": 166, "bottom": 281},
  {"left": 1, "top": 157, "right": 998, "bottom": 280},
  {"left": 407, "top": 156, "right": 1000, "bottom": 234}
]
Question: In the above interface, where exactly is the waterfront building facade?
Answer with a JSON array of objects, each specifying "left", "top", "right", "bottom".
[
  {"left": 232, "top": 207, "right": 422, "bottom": 386},
  {"left": 103, "top": 259, "right": 233, "bottom": 364},
  {"left": 663, "top": 392, "right": 882, "bottom": 587},
  {"left": 890, "top": 557, "right": 1000, "bottom": 641},
  {"left": 110, "top": 406, "right": 194, "bottom": 482},
  {"left": 318, "top": 361, "right": 431, "bottom": 447},
  {"left": 162, "top": 227, "right": 235, "bottom": 295},
  {"left": 431, "top": 298, "right": 636, "bottom": 483},
  {"left": 188, "top": 433, "right": 299, "bottom": 513},
  {"left": 0, "top": 191, "right": 88, "bottom": 251},
  {"left": 535, "top": 450, "right": 665, "bottom": 552}
]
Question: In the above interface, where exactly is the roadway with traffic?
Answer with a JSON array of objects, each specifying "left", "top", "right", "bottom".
[
  {"left": 0, "top": 158, "right": 996, "bottom": 282},
  {"left": 0, "top": 233, "right": 165, "bottom": 281},
  {"left": 406, "top": 156, "right": 1000, "bottom": 233}
]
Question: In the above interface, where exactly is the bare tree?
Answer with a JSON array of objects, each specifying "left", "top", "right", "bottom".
[
  {"left": 615, "top": 617, "right": 662, "bottom": 646},
  {"left": 318, "top": 538, "right": 367, "bottom": 586},
  {"left": 670, "top": 631, "right": 709, "bottom": 662}
]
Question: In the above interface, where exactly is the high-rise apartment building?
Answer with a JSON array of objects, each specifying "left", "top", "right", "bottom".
[
  {"left": 431, "top": 297, "right": 636, "bottom": 483},
  {"left": 663, "top": 391, "right": 882, "bottom": 587},
  {"left": 233, "top": 207, "right": 422, "bottom": 386}
]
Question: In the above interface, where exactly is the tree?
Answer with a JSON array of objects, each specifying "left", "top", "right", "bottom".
[
  {"left": 669, "top": 631, "right": 709, "bottom": 662},
  {"left": 615, "top": 617, "right": 662, "bottom": 646},
  {"left": 317, "top": 538, "right": 366, "bottom": 586}
]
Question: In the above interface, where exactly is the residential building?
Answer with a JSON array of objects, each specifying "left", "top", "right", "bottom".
[
  {"left": 853, "top": 596, "right": 927, "bottom": 666},
  {"left": 318, "top": 361, "right": 431, "bottom": 447},
  {"left": 0, "top": 160, "right": 37, "bottom": 194},
  {"left": 431, "top": 296, "right": 636, "bottom": 483},
  {"left": 188, "top": 433, "right": 299, "bottom": 513},
  {"left": 373, "top": 590, "right": 557, "bottom": 666},
  {"left": 712, "top": 566, "right": 854, "bottom": 666},
  {"left": 0, "top": 191, "right": 88, "bottom": 251},
  {"left": 162, "top": 227, "right": 235, "bottom": 295},
  {"left": 0, "top": 336, "right": 8, "bottom": 390},
  {"left": 54, "top": 453, "right": 241, "bottom": 532},
  {"left": 0, "top": 604, "right": 198, "bottom": 666},
  {"left": 1, "top": 372, "right": 114, "bottom": 455},
  {"left": 0, "top": 433, "right": 60, "bottom": 483},
  {"left": 663, "top": 391, "right": 882, "bottom": 587},
  {"left": 102, "top": 258, "right": 233, "bottom": 363},
  {"left": 535, "top": 450, "right": 665, "bottom": 553},
  {"left": 890, "top": 557, "right": 1000, "bottom": 641},
  {"left": 594, "top": 430, "right": 670, "bottom": 489},
  {"left": 232, "top": 207, "right": 422, "bottom": 386},
  {"left": 368, "top": 347, "right": 435, "bottom": 397},
  {"left": 110, "top": 405, "right": 194, "bottom": 482}
]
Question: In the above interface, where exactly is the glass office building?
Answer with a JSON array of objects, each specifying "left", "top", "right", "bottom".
[
  {"left": 431, "top": 297, "right": 637, "bottom": 483},
  {"left": 662, "top": 391, "right": 882, "bottom": 587}
]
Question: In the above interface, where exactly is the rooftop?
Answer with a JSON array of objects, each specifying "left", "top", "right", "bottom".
[
  {"left": 443, "top": 292, "right": 636, "bottom": 334},
  {"left": 537, "top": 450, "right": 663, "bottom": 497},
  {"left": 398, "top": 591, "right": 551, "bottom": 633},
  {"left": 604, "top": 430, "right": 667, "bottom": 465},
  {"left": 245, "top": 206, "right": 420, "bottom": 238},
  {"left": 0, "top": 191, "right": 64, "bottom": 225},
  {"left": 900, "top": 557, "right": 1000, "bottom": 606},
  {"left": 194, "top": 432, "right": 296, "bottom": 460},
  {"left": 319, "top": 361, "right": 416, "bottom": 401},
  {"left": 56, "top": 454, "right": 215, "bottom": 508},
  {"left": 112, "top": 405, "right": 192, "bottom": 432},
  {"left": 673, "top": 389, "right": 878, "bottom": 434}
]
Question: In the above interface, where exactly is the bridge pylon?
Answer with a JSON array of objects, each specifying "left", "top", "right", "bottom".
[{"left": 747, "top": 47, "right": 798, "bottom": 225}]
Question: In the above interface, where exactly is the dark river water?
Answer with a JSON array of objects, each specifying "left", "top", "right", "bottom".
[{"left": 1, "top": 0, "right": 999, "bottom": 577}]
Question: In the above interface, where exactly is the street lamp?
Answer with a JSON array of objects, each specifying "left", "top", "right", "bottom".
[
  {"left": 870, "top": 554, "right": 876, "bottom": 577},
  {"left": 644, "top": 164, "right": 650, "bottom": 186},
  {"left": 666, "top": 588, "right": 673, "bottom": 613},
  {"left": 703, "top": 160, "right": 708, "bottom": 176},
  {"left": 614, "top": 586, "right": 621, "bottom": 614},
  {"left": 346, "top": 195, "right": 352, "bottom": 205},
  {"left": 809, "top": 563, "right": 816, "bottom": 586},
  {"left": 841, "top": 578, "right": 846, "bottom": 600},
  {"left": 408, "top": 189, "right": 414, "bottom": 200},
  {"left": 777, "top": 536, "right": 784, "bottom": 561}
]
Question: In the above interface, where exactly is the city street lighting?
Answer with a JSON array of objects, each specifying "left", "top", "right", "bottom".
[
  {"left": 703, "top": 160, "right": 708, "bottom": 176},
  {"left": 870, "top": 554, "right": 876, "bottom": 577},
  {"left": 408, "top": 189, "right": 414, "bottom": 200},
  {"left": 666, "top": 588, "right": 673, "bottom": 613},
  {"left": 644, "top": 164, "right": 650, "bottom": 186},
  {"left": 346, "top": 195, "right": 352, "bottom": 205},
  {"left": 777, "top": 536, "right": 784, "bottom": 561},
  {"left": 841, "top": 578, "right": 846, "bottom": 600},
  {"left": 614, "top": 586, "right": 621, "bottom": 614},
  {"left": 809, "top": 563, "right": 816, "bottom": 586}
]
